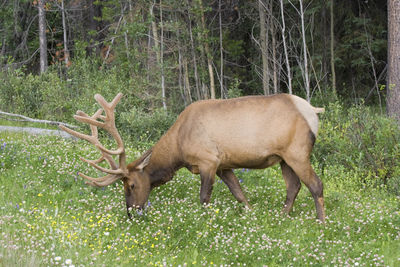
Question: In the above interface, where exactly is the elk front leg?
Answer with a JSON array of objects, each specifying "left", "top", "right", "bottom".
[
  {"left": 217, "top": 169, "right": 250, "bottom": 208},
  {"left": 280, "top": 161, "right": 301, "bottom": 214},
  {"left": 199, "top": 166, "right": 217, "bottom": 205}
]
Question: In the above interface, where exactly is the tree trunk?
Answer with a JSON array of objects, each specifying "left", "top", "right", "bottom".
[
  {"left": 187, "top": 1, "right": 201, "bottom": 100},
  {"left": 299, "top": 0, "right": 310, "bottom": 102},
  {"left": 102, "top": 14, "right": 123, "bottom": 65},
  {"left": 38, "top": 0, "right": 48, "bottom": 73},
  {"left": 150, "top": 4, "right": 160, "bottom": 63},
  {"left": 178, "top": 48, "right": 187, "bottom": 106},
  {"left": 387, "top": 0, "right": 400, "bottom": 123},
  {"left": 270, "top": 1, "right": 278, "bottom": 94},
  {"left": 199, "top": 0, "right": 216, "bottom": 99},
  {"left": 177, "top": 16, "right": 191, "bottom": 106},
  {"left": 219, "top": 0, "right": 225, "bottom": 98},
  {"left": 280, "top": 0, "right": 292, "bottom": 94},
  {"left": 183, "top": 57, "right": 193, "bottom": 104},
  {"left": 61, "top": 0, "right": 69, "bottom": 67},
  {"left": 259, "top": 0, "right": 270, "bottom": 95},
  {"left": 150, "top": 2, "right": 166, "bottom": 110},
  {"left": 330, "top": 0, "right": 337, "bottom": 97},
  {"left": 159, "top": 0, "right": 167, "bottom": 110},
  {"left": 87, "top": 0, "right": 103, "bottom": 55},
  {"left": 321, "top": 2, "right": 328, "bottom": 90}
]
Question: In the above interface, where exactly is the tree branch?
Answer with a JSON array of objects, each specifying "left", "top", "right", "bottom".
[{"left": 0, "top": 110, "right": 77, "bottom": 128}]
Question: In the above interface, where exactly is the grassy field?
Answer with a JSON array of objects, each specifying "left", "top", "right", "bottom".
[{"left": 0, "top": 131, "right": 399, "bottom": 266}]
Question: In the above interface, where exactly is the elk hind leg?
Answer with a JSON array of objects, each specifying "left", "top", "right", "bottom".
[
  {"left": 217, "top": 169, "right": 250, "bottom": 208},
  {"left": 280, "top": 161, "right": 301, "bottom": 214},
  {"left": 284, "top": 158, "right": 325, "bottom": 222}
]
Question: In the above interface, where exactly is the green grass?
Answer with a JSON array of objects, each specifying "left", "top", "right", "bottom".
[{"left": 0, "top": 131, "right": 399, "bottom": 266}]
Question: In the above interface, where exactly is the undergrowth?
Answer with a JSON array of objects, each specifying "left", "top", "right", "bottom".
[{"left": 314, "top": 102, "right": 400, "bottom": 195}]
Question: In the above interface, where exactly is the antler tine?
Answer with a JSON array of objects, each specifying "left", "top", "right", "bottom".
[
  {"left": 80, "top": 157, "right": 124, "bottom": 175},
  {"left": 73, "top": 108, "right": 105, "bottom": 129},
  {"left": 95, "top": 93, "right": 123, "bottom": 113},
  {"left": 90, "top": 155, "right": 105, "bottom": 164},
  {"left": 59, "top": 93, "right": 128, "bottom": 187},
  {"left": 96, "top": 144, "right": 124, "bottom": 155},
  {"left": 79, "top": 172, "right": 121, "bottom": 187},
  {"left": 84, "top": 154, "right": 116, "bottom": 169},
  {"left": 59, "top": 124, "right": 93, "bottom": 143},
  {"left": 86, "top": 178, "right": 122, "bottom": 187},
  {"left": 74, "top": 115, "right": 105, "bottom": 128},
  {"left": 91, "top": 93, "right": 127, "bottom": 173},
  {"left": 102, "top": 154, "right": 118, "bottom": 169},
  {"left": 110, "top": 93, "right": 123, "bottom": 108}
]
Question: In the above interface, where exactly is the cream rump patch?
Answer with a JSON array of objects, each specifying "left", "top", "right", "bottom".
[{"left": 289, "top": 95, "right": 323, "bottom": 137}]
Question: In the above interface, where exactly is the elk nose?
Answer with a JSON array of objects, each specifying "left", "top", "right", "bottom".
[
  {"left": 126, "top": 205, "right": 144, "bottom": 219},
  {"left": 126, "top": 206, "right": 133, "bottom": 219}
]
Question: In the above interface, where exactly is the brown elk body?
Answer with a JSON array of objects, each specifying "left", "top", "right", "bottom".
[{"left": 60, "top": 93, "right": 326, "bottom": 222}]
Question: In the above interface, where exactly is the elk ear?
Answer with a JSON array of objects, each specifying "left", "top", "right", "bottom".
[{"left": 135, "top": 151, "right": 152, "bottom": 172}]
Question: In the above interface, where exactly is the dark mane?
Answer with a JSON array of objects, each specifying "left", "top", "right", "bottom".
[{"left": 149, "top": 161, "right": 182, "bottom": 188}]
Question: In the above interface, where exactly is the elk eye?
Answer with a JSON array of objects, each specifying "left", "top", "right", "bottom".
[{"left": 130, "top": 184, "right": 135, "bottom": 189}]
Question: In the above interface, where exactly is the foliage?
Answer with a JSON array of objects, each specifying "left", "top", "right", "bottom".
[
  {"left": 315, "top": 101, "right": 400, "bottom": 194},
  {"left": 0, "top": 59, "right": 175, "bottom": 145},
  {"left": 226, "top": 78, "right": 242, "bottom": 99},
  {"left": 334, "top": 1, "right": 387, "bottom": 100},
  {"left": 0, "top": 0, "right": 389, "bottom": 105},
  {"left": 119, "top": 107, "right": 176, "bottom": 148},
  {"left": 0, "top": 131, "right": 399, "bottom": 266}
]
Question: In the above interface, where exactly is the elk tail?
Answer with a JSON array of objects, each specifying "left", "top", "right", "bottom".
[{"left": 313, "top": 107, "right": 325, "bottom": 114}]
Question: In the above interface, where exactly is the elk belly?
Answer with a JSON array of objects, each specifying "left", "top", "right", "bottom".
[{"left": 219, "top": 154, "right": 282, "bottom": 170}]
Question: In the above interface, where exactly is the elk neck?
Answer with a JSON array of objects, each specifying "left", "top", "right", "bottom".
[{"left": 146, "top": 132, "right": 183, "bottom": 188}]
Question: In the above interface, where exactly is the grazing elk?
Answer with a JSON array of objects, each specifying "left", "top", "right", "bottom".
[{"left": 60, "top": 93, "right": 326, "bottom": 222}]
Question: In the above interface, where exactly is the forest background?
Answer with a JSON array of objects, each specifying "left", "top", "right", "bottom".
[{"left": 0, "top": 0, "right": 391, "bottom": 114}]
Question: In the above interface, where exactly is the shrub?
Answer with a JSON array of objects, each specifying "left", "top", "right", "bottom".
[
  {"left": 0, "top": 69, "right": 43, "bottom": 117},
  {"left": 119, "top": 107, "right": 176, "bottom": 148},
  {"left": 314, "top": 101, "right": 400, "bottom": 194},
  {"left": 0, "top": 60, "right": 149, "bottom": 124}
]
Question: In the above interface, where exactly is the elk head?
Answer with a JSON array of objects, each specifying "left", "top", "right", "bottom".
[{"left": 59, "top": 93, "right": 151, "bottom": 218}]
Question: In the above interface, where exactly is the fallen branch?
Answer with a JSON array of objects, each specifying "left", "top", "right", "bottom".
[
  {"left": 0, "top": 125, "right": 76, "bottom": 139},
  {"left": 0, "top": 110, "right": 77, "bottom": 128}
]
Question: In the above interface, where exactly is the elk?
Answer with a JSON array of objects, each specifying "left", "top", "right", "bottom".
[{"left": 60, "top": 93, "right": 326, "bottom": 222}]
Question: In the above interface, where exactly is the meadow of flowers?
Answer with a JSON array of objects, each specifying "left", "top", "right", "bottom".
[{"left": 0, "top": 131, "right": 399, "bottom": 266}]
